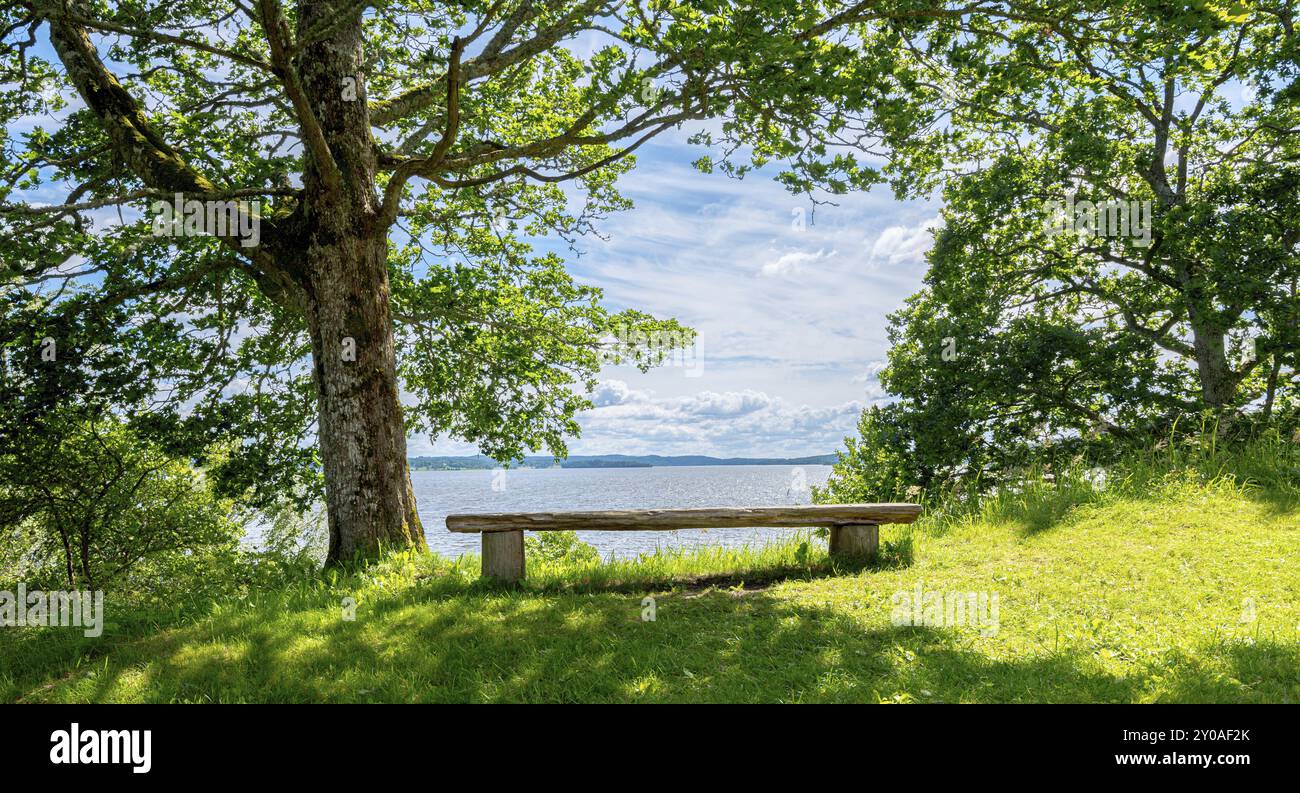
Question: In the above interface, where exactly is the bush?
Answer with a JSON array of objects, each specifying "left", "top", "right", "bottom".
[
  {"left": 0, "top": 418, "right": 243, "bottom": 592},
  {"left": 813, "top": 405, "right": 921, "bottom": 504},
  {"left": 524, "top": 531, "right": 599, "bottom": 565}
]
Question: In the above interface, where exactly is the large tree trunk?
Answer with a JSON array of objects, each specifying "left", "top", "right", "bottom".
[
  {"left": 304, "top": 231, "right": 426, "bottom": 563},
  {"left": 1188, "top": 314, "right": 1237, "bottom": 410},
  {"left": 295, "top": 2, "right": 425, "bottom": 563},
  {"left": 1178, "top": 258, "right": 1237, "bottom": 411}
]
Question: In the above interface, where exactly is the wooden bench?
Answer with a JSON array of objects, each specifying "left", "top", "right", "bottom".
[{"left": 446, "top": 503, "right": 922, "bottom": 582}]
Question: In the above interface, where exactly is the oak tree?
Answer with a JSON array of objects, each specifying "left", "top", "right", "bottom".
[{"left": 2, "top": 0, "right": 950, "bottom": 561}]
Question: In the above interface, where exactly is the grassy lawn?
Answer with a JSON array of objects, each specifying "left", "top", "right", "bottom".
[{"left": 3, "top": 467, "right": 1298, "bottom": 703}]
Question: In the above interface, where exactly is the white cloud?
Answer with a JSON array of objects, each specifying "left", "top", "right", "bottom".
[
  {"left": 851, "top": 360, "right": 891, "bottom": 401},
  {"left": 590, "top": 379, "right": 641, "bottom": 407},
  {"left": 571, "top": 381, "right": 864, "bottom": 456},
  {"left": 868, "top": 217, "right": 941, "bottom": 268},
  {"left": 681, "top": 389, "right": 772, "bottom": 416},
  {"left": 758, "top": 248, "right": 834, "bottom": 278},
  {"left": 852, "top": 360, "right": 889, "bottom": 383}
]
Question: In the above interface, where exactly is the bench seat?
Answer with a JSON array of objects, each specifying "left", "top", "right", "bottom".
[{"left": 446, "top": 503, "right": 921, "bottom": 582}]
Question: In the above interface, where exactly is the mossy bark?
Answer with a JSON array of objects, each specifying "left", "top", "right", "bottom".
[{"left": 296, "top": 3, "right": 426, "bottom": 562}]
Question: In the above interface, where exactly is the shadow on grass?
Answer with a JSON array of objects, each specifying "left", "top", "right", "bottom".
[
  {"left": 979, "top": 483, "right": 1105, "bottom": 536},
  {"left": 516, "top": 533, "right": 916, "bottom": 596},
  {"left": 960, "top": 480, "right": 1300, "bottom": 538},
  {"left": 16, "top": 580, "right": 1298, "bottom": 703},
  {"left": 1239, "top": 486, "right": 1300, "bottom": 519},
  {"left": 1154, "top": 641, "right": 1300, "bottom": 703},
  {"left": 1, "top": 538, "right": 923, "bottom": 701}
]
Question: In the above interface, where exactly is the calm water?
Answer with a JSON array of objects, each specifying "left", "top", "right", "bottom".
[{"left": 414, "top": 465, "right": 833, "bottom": 559}]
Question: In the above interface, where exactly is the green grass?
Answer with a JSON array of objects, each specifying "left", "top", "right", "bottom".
[{"left": 3, "top": 446, "right": 1299, "bottom": 703}]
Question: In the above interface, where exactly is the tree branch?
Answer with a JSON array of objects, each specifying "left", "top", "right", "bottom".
[{"left": 256, "top": 0, "right": 344, "bottom": 195}]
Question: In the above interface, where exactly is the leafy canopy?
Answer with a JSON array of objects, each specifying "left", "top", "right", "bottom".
[{"left": 2, "top": 0, "right": 955, "bottom": 502}]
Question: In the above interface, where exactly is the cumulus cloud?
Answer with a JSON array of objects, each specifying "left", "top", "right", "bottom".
[
  {"left": 574, "top": 381, "right": 863, "bottom": 456},
  {"left": 850, "top": 360, "right": 891, "bottom": 401},
  {"left": 758, "top": 248, "right": 834, "bottom": 278},
  {"left": 868, "top": 216, "right": 941, "bottom": 268},
  {"left": 681, "top": 389, "right": 772, "bottom": 416},
  {"left": 589, "top": 379, "right": 639, "bottom": 407}
]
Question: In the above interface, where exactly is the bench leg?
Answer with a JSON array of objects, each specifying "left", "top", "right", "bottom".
[
  {"left": 829, "top": 523, "right": 878, "bottom": 560},
  {"left": 482, "top": 530, "right": 525, "bottom": 582}
]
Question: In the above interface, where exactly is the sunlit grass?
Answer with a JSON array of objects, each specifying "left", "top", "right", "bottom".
[{"left": 3, "top": 440, "right": 1298, "bottom": 703}]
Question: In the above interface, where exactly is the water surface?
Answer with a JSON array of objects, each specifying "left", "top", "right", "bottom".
[{"left": 413, "top": 464, "right": 833, "bottom": 559}]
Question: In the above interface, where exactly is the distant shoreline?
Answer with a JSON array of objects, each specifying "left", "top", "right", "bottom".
[{"left": 408, "top": 454, "right": 838, "bottom": 471}]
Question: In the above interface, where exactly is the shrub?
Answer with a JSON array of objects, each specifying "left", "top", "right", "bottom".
[
  {"left": 0, "top": 418, "right": 243, "bottom": 592},
  {"left": 524, "top": 531, "right": 600, "bottom": 565},
  {"left": 813, "top": 405, "right": 921, "bottom": 504}
]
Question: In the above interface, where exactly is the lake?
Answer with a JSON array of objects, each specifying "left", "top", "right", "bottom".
[{"left": 413, "top": 464, "right": 833, "bottom": 559}]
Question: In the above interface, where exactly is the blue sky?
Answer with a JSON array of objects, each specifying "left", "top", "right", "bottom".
[{"left": 409, "top": 122, "right": 942, "bottom": 458}]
